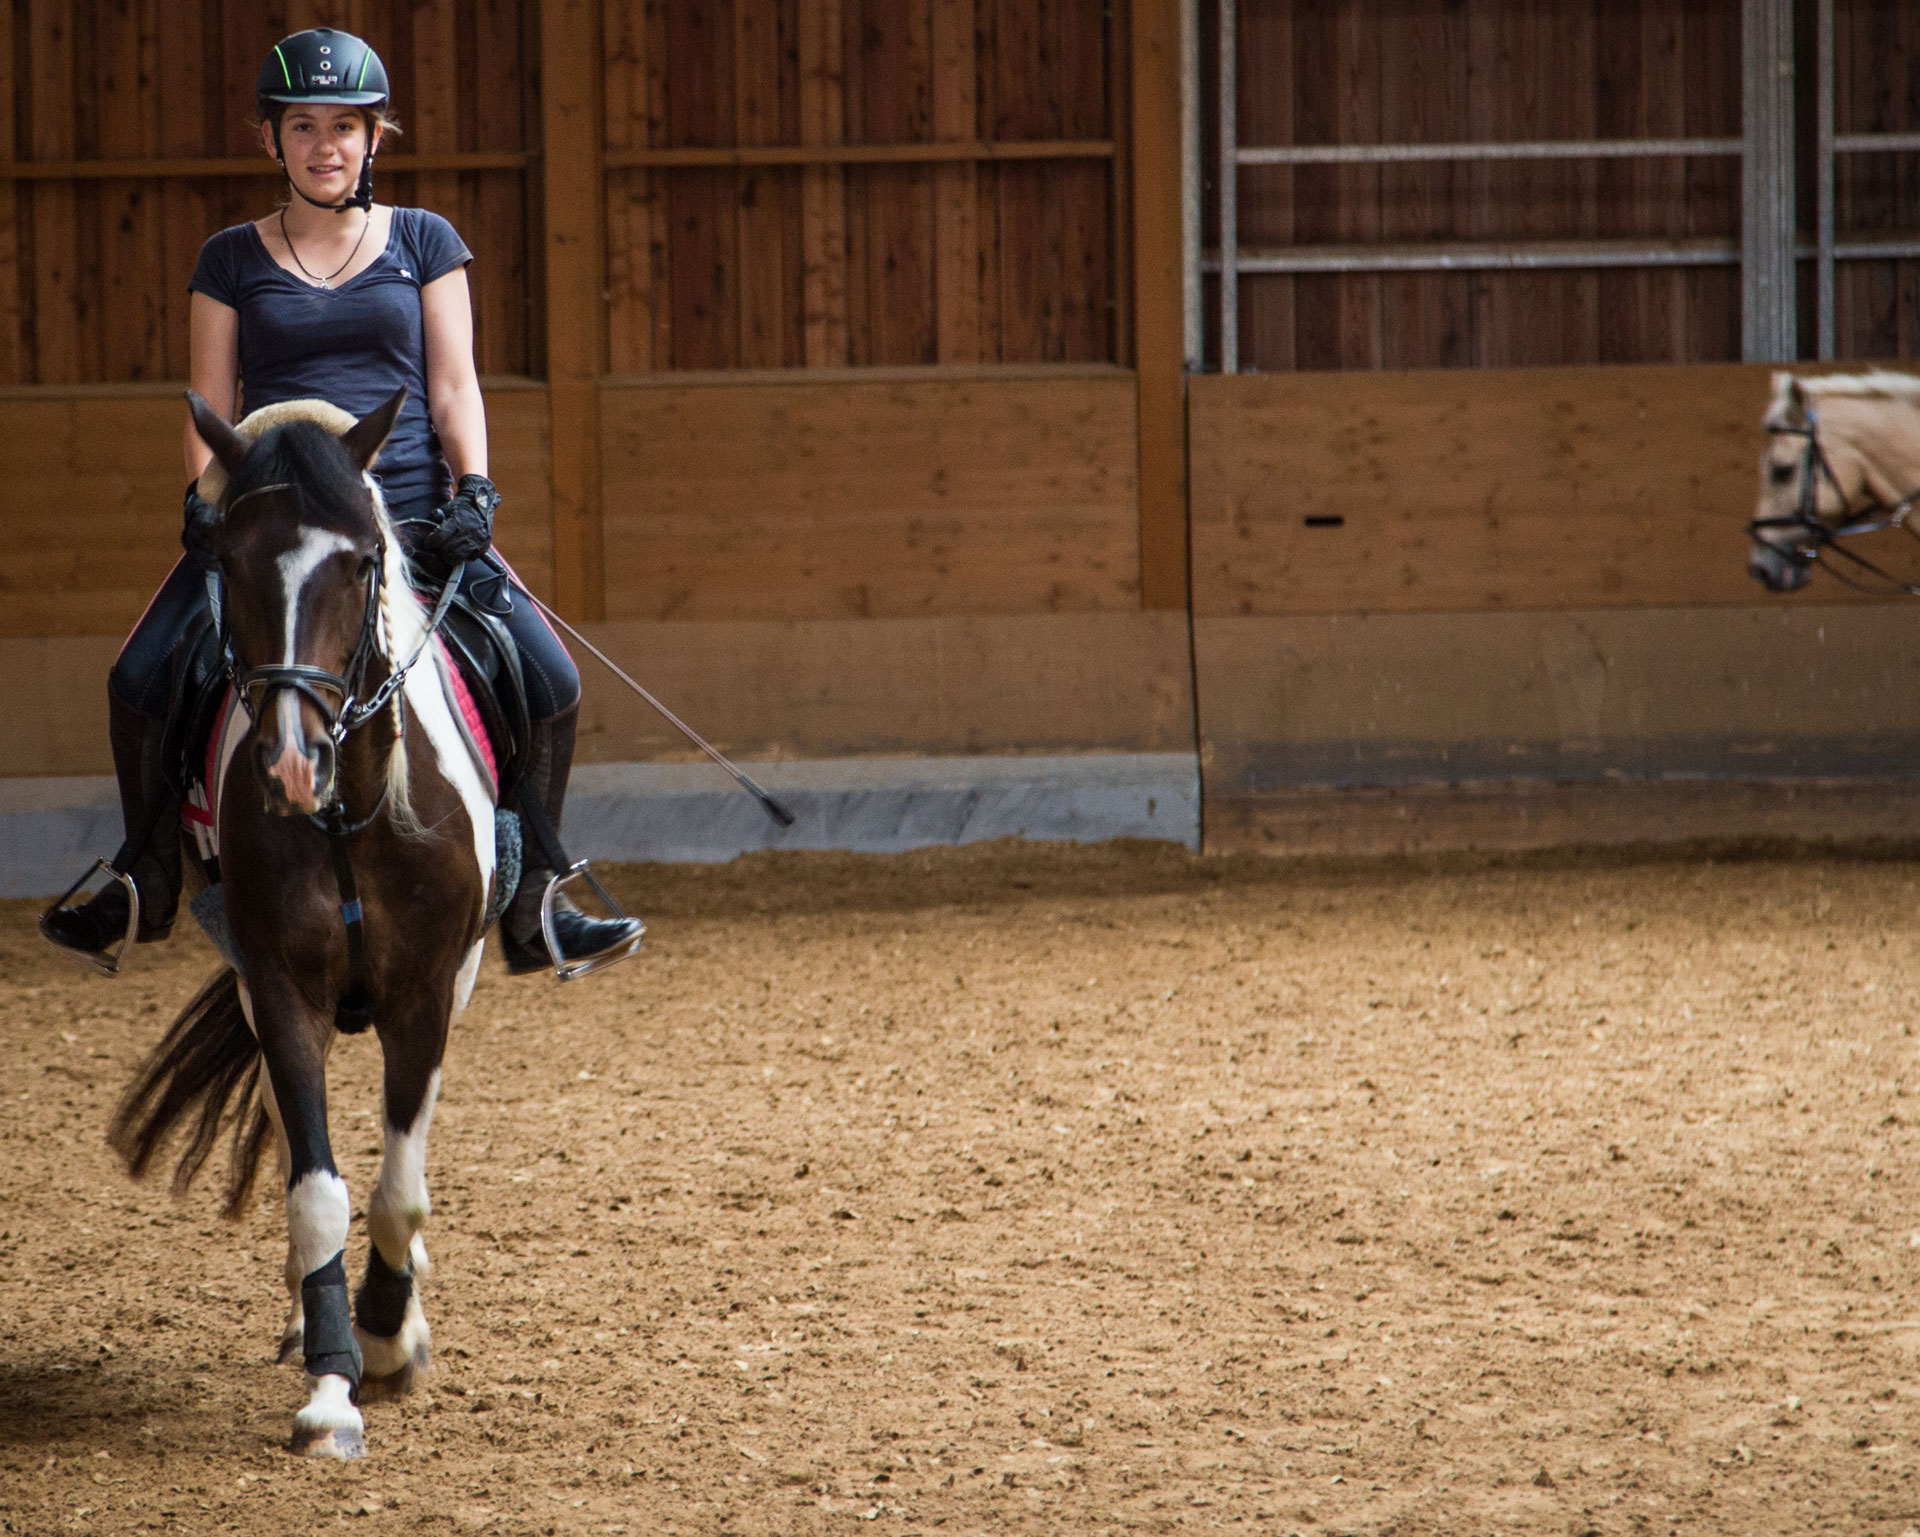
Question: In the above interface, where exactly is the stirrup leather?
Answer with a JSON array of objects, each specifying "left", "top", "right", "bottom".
[
  {"left": 42, "top": 858, "right": 141, "bottom": 976},
  {"left": 539, "top": 861, "right": 645, "bottom": 982}
]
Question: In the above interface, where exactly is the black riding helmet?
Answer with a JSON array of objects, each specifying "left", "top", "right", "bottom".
[{"left": 256, "top": 28, "right": 390, "bottom": 214}]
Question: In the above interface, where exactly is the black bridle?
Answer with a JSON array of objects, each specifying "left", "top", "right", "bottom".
[
  {"left": 221, "top": 479, "right": 460, "bottom": 821},
  {"left": 1747, "top": 411, "right": 1920, "bottom": 596}
]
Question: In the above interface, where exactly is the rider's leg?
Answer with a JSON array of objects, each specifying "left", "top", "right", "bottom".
[
  {"left": 40, "top": 558, "right": 202, "bottom": 955},
  {"left": 480, "top": 562, "right": 642, "bottom": 974}
]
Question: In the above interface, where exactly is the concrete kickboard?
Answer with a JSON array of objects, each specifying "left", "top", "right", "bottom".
[{"left": 0, "top": 754, "right": 1203, "bottom": 898}]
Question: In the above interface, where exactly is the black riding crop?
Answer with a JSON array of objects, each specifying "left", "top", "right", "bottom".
[{"left": 479, "top": 556, "right": 796, "bottom": 828}]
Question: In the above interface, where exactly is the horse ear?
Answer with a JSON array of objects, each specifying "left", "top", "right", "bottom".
[
  {"left": 340, "top": 386, "right": 407, "bottom": 472},
  {"left": 186, "top": 392, "right": 248, "bottom": 482},
  {"left": 1774, "top": 373, "right": 1811, "bottom": 428}
]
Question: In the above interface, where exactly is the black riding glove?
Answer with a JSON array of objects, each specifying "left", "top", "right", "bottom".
[
  {"left": 182, "top": 483, "right": 221, "bottom": 572},
  {"left": 411, "top": 474, "right": 500, "bottom": 579}
]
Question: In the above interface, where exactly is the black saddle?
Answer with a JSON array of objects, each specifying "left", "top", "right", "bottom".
[{"left": 164, "top": 568, "right": 532, "bottom": 810}]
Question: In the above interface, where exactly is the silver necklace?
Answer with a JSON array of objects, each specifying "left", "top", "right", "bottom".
[{"left": 280, "top": 206, "right": 371, "bottom": 289}]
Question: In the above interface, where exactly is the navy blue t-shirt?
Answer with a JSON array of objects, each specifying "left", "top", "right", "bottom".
[{"left": 189, "top": 208, "right": 473, "bottom": 503}]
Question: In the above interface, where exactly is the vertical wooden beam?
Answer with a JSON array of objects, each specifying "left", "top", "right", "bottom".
[
  {"left": 541, "top": 0, "right": 605, "bottom": 619},
  {"left": 1131, "top": 0, "right": 1187, "bottom": 611},
  {"left": 30, "top": 0, "right": 82, "bottom": 385}
]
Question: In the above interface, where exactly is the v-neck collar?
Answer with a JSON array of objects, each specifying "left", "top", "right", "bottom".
[{"left": 248, "top": 208, "right": 396, "bottom": 293}]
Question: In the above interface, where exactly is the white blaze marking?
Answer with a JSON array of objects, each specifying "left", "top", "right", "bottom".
[
  {"left": 369, "top": 1069, "right": 440, "bottom": 1270},
  {"left": 276, "top": 529, "right": 356, "bottom": 666}
]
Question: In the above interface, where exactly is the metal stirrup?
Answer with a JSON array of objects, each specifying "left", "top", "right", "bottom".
[
  {"left": 43, "top": 860, "right": 141, "bottom": 977},
  {"left": 514, "top": 780, "right": 642, "bottom": 982}
]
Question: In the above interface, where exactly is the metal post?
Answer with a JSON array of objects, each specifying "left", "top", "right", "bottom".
[
  {"left": 1816, "top": 0, "right": 1835, "bottom": 359},
  {"left": 1217, "top": 0, "right": 1237, "bottom": 373},
  {"left": 1741, "top": 0, "right": 1797, "bottom": 362},
  {"left": 1181, "top": 0, "right": 1201, "bottom": 371}
]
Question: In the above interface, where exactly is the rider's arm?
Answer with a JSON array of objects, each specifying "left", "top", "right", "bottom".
[
  {"left": 422, "top": 268, "right": 487, "bottom": 481},
  {"left": 185, "top": 292, "right": 241, "bottom": 480}
]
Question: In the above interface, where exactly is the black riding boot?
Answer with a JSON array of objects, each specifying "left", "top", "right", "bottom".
[
  {"left": 499, "top": 702, "right": 642, "bottom": 975},
  {"left": 40, "top": 693, "right": 181, "bottom": 956}
]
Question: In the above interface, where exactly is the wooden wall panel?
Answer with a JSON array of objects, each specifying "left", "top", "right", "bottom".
[
  {"left": 1215, "top": 0, "right": 1745, "bottom": 372},
  {"left": 0, "top": 381, "right": 551, "bottom": 639},
  {"left": 1186, "top": 364, "right": 1881, "bottom": 618},
  {"left": 1833, "top": 0, "right": 1920, "bottom": 362},
  {"left": 2, "top": 0, "right": 535, "bottom": 385},
  {"left": 601, "top": 0, "right": 1117, "bottom": 371},
  {"left": 598, "top": 368, "right": 1140, "bottom": 621}
]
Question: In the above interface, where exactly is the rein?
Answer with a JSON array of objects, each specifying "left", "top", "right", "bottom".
[{"left": 1747, "top": 412, "right": 1920, "bottom": 597}]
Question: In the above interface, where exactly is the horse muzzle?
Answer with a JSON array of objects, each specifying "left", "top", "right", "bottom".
[
  {"left": 1747, "top": 541, "right": 1814, "bottom": 593},
  {"left": 255, "top": 733, "right": 337, "bottom": 816}
]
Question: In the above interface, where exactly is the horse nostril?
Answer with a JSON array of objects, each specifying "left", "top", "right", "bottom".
[{"left": 311, "top": 739, "right": 336, "bottom": 791}]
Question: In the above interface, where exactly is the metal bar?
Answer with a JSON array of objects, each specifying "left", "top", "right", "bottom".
[
  {"left": 1, "top": 151, "right": 534, "bottom": 179},
  {"left": 1217, "top": 0, "right": 1237, "bottom": 373},
  {"left": 1818, "top": 0, "right": 1835, "bottom": 358},
  {"left": 601, "top": 139, "right": 1113, "bottom": 169},
  {"left": 1835, "top": 132, "right": 1920, "bottom": 154},
  {"left": 1205, "top": 240, "right": 1740, "bottom": 274},
  {"left": 1180, "top": 0, "right": 1201, "bottom": 371},
  {"left": 1236, "top": 137, "right": 1741, "bottom": 166},
  {"left": 1832, "top": 241, "right": 1920, "bottom": 260},
  {"left": 1741, "top": 0, "right": 1797, "bottom": 362}
]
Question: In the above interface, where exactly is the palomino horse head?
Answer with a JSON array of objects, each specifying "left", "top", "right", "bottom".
[
  {"left": 187, "top": 388, "right": 406, "bottom": 817},
  {"left": 1749, "top": 371, "right": 1920, "bottom": 593}
]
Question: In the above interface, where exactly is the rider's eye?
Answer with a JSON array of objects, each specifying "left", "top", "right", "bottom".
[{"left": 1769, "top": 462, "right": 1795, "bottom": 485}]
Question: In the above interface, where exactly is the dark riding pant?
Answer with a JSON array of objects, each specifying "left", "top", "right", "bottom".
[{"left": 110, "top": 498, "right": 580, "bottom": 724}]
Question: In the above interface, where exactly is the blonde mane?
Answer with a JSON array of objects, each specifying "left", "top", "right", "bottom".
[{"left": 203, "top": 398, "right": 430, "bottom": 837}]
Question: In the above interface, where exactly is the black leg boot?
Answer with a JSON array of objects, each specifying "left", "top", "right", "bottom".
[
  {"left": 499, "top": 702, "right": 643, "bottom": 976},
  {"left": 40, "top": 692, "right": 181, "bottom": 957}
]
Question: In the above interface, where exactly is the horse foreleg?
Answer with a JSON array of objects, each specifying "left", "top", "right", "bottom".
[
  {"left": 357, "top": 946, "right": 470, "bottom": 1401},
  {"left": 255, "top": 986, "right": 365, "bottom": 1460}
]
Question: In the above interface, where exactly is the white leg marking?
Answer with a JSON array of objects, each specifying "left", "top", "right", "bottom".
[
  {"left": 453, "top": 939, "right": 485, "bottom": 1019},
  {"left": 369, "top": 1069, "right": 439, "bottom": 1269},
  {"left": 286, "top": 1171, "right": 351, "bottom": 1280},
  {"left": 291, "top": 1372, "right": 365, "bottom": 1458}
]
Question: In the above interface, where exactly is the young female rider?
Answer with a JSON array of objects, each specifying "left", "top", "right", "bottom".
[{"left": 41, "top": 27, "right": 641, "bottom": 975}]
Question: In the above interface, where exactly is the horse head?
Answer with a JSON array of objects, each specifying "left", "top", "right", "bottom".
[
  {"left": 187, "top": 388, "right": 406, "bottom": 817},
  {"left": 1749, "top": 371, "right": 1920, "bottom": 593}
]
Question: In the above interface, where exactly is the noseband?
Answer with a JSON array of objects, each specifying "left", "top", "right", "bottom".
[{"left": 1746, "top": 410, "right": 1920, "bottom": 596}]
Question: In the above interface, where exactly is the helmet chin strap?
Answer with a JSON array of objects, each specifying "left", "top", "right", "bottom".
[{"left": 271, "top": 120, "right": 376, "bottom": 214}]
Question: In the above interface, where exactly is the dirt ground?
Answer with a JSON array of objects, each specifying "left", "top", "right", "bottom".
[{"left": 5, "top": 840, "right": 1920, "bottom": 1535}]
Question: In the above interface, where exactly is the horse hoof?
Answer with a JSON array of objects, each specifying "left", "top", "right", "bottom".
[
  {"left": 289, "top": 1421, "right": 366, "bottom": 1459},
  {"left": 358, "top": 1341, "right": 431, "bottom": 1403}
]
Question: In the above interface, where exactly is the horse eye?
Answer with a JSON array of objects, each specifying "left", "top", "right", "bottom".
[{"left": 1769, "top": 462, "right": 1795, "bottom": 485}]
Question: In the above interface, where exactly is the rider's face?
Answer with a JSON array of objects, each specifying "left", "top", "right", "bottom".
[{"left": 264, "top": 109, "right": 380, "bottom": 205}]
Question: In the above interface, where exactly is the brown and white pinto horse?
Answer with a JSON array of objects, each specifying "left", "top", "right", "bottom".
[{"left": 109, "top": 390, "right": 496, "bottom": 1458}]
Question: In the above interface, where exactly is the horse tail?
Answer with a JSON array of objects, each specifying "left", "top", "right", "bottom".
[{"left": 107, "top": 968, "right": 274, "bottom": 1220}]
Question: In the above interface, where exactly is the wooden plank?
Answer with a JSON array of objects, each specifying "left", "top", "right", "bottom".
[
  {"left": 930, "top": 0, "right": 980, "bottom": 363},
  {"left": 597, "top": 371, "right": 1140, "bottom": 621},
  {"left": 0, "top": 0, "right": 21, "bottom": 383},
  {"left": 799, "top": 0, "right": 849, "bottom": 365},
  {"left": 604, "top": 0, "right": 656, "bottom": 370},
  {"left": 1236, "top": 0, "right": 1293, "bottom": 370},
  {"left": 601, "top": 137, "right": 1114, "bottom": 167},
  {"left": 1186, "top": 364, "right": 1862, "bottom": 620},
  {"left": 470, "top": 0, "right": 532, "bottom": 375},
  {"left": 156, "top": 0, "right": 208, "bottom": 382},
  {"left": 540, "top": 0, "right": 605, "bottom": 619},
  {"left": 96, "top": 0, "right": 162, "bottom": 382},
  {"left": 1378, "top": 0, "right": 1465, "bottom": 368},
  {"left": 30, "top": 0, "right": 82, "bottom": 384},
  {"left": 1331, "top": 0, "right": 1379, "bottom": 369},
  {"left": 667, "top": 0, "right": 736, "bottom": 367},
  {"left": 734, "top": 0, "right": 788, "bottom": 368},
  {"left": 570, "top": 610, "right": 1194, "bottom": 762},
  {"left": 1132, "top": 0, "right": 1186, "bottom": 611},
  {"left": 1680, "top": 0, "right": 1739, "bottom": 362},
  {"left": 412, "top": 0, "right": 462, "bottom": 221}
]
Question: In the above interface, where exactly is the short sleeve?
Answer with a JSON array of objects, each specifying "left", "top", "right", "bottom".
[
  {"left": 408, "top": 210, "right": 474, "bottom": 286},
  {"left": 187, "top": 227, "right": 245, "bottom": 306}
]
